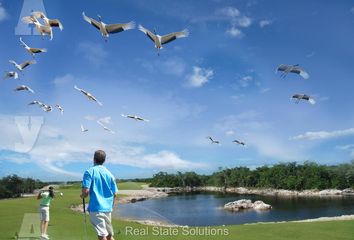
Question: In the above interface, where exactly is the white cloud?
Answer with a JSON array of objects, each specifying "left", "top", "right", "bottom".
[
  {"left": 239, "top": 75, "right": 253, "bottom": 87},
  {"left": 216, "top": 7, "right": 240, "bottom": 18},
  {"left": 235, "top": 16, "right": 252, "bottom": 28},
  {"left": 0, "top": 3, "right": 7, "bottom": 22},
  {"left": 53, "top": 74, "right": 75, "bottom": 86},
  {"left": 225, "top": 130, "right": 235, "bottom": 136},
  {"left": 98, "top": 116, "right": 112, "bottom": 124},
  {"left": 226, "top": 26, "right": 244, "bottom": 38},
  {"left": 292, "top": 128, "right": 354, "bottom": 140},
  {"left": 187, "top": 66, "right": 214, "bottom": 87},
  {"left": 216, "top": 6, "right": 252, "bottom": 38},
  {"left": 259, "top": 19, "right": 272, "bottom": 28},
  {"left": 78, "top": 41, "right": 108, "bottom": 65}
]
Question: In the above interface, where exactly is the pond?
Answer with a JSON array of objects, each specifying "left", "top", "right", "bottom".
[{"left": 115, "top": 192, "right": 354, "bottom": 226}]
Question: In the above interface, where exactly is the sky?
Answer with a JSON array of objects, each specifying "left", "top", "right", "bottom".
[{"left": 1, "top": 0, "right": 354, "bottom": 181}]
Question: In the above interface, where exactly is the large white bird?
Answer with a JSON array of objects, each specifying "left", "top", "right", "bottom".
[
  {"left": 138, "top": 25, "right": 189, "bottom": 55},
  {"left": 9, "top": 60, "right": 36, "bottom": 71},
  {"left": 207, "top": 136, "right": 220, "bottom": 144},
  {"left": 74, "top": 85, "right": 103, "bottom": 106},
  {"left": 4, "top": 71, "right": 19, "bottom": 80},
  {"left": 97, "top": 120, "right": 115, "bottom": 134},
  {"left": 55, "top": 104, "right": 64, "bottom": 115},
  {"left": 291, "top": 94, "right": 316, "bottom": 105},
  {"left": 82, "top": 12, "right": 135, "bottom": 41},
  {"left": 81, "top": 124, "right": 88, "bottom": 132},
  {"left": 19, "top": 37, "right": 47, "bottom": 57},
  {"left": 276, "top": 64, "right": 309, "bottom": 79},
  {"left": 15, "top": 85, "right": 34, "bottom": 93},
  {"left": 22, "top": 15, "right": 53, "bottom": 40},
  {"left": 121, "top": 114, "right": 149, "bottom": 122},
  {"left": 32, "top": 11, "right": 64, "bottom": 31}
]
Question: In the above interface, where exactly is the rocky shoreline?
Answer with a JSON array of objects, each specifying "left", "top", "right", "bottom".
[
  {"left": 157, "top": 186, "right": 354, "bottom": 197},
  {"left": 224, "top": 199, "right": 272, "bottom": 212}
]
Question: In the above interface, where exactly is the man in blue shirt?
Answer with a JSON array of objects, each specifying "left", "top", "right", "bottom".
[{"left": 81, "top": 150, "right": 118, "bottom": 240}]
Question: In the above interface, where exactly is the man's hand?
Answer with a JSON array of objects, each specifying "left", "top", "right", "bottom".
[{"left": 81, "top": 188, "right": 89, "bottom": 198}]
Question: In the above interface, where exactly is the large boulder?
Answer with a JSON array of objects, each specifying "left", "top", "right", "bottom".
[
  {"left": 319, "top": 189, "right": 342, "bottom": 195},
  {"left": 224, "top": 199, "right": 271, "bottom": 212}
]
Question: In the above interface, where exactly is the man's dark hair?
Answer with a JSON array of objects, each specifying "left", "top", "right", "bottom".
[{"left": 94, "top": 150, "right": 106, "bottom": 165}]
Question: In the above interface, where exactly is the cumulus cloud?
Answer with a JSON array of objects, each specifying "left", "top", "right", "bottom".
[
  {"left": 140, "top": 57, "right": 186, "bottom": 76},
  {"left": 216, "top": 6, "right": 252, "bottom": 38},
  {"left": 227, "top": 26, "right": 243, "bottom": 38},
  {"left": 0, "top": 3, "right": 7, "bottom": 22},
  {"left": 259, "top": 19, "right": 272, "bottom": 28},
  {"left": 187, "top": 66, "right": 214, "bottom": 87},
  {"left": 292, "top": 128, "right": 354, "bottom": 140}
]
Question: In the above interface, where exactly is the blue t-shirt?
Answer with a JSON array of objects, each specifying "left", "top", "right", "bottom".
[{"left": 82, "top": 165, "right": 118, "bottom": 212}]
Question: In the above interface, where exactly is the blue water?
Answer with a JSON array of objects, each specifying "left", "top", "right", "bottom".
[{"left": 114, "top": 192, "right": 354, "bottom": 226}]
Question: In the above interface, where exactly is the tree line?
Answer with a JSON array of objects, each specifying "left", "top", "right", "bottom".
[
  {"left": 150, "top": 161, "right": 354, "bottom": 190},
  {"left": 0, "top": 175, "right": 46, "bottom": 199}
]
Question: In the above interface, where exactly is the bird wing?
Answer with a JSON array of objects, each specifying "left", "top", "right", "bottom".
[
  {"left": 9, "top": 60, "right": 17, "bottom": 66},
  {"left": 276, "top": 64, "right": 289, "bottom": 72},
  {"left": 22, "top": 16, "right": 37, "bottom": 24},
  {"left": 49, "top": 19, "right": 63, "bottom": 30},
  {"left": 161, "top": 29, "right": 189, "bottom": 45},
  {"left": 106, "top": 21, "right": 135, "bottom": 33},
  {"left": 292, "top": 94, "right": 302, "bottom": 99},
  {"left": 291, "top": 67, "right": 309, "bottom": 79},
  {"left": 20, "top": 60, "right": 36, "bottom": 69},
  {"left": 82, "top": 12, "right": 101, "bottom": 30},
  {"left": 138, "top": 25, "right": 157, "bottom": 42},
  {"left": 30, "top": 48, "right": 47, "bottom": 53}
]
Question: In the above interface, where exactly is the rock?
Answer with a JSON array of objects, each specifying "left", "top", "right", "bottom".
[
  {"left": 319, "top": 189, "right": 342, "bottom": 195},
  {"left": 253, "top": 200, "right": 272, "bottom": 210},
  {"left": 342, "top": 188, "right": 354, "bottom": 195},
  {"left": 224, "top": 199, "right": 271, "bottom": 212}
]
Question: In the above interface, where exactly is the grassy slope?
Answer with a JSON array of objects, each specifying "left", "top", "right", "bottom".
[
  {"left": 0, "top": 183, "right": 353, "bottom": 240},
  {"left": 118, "top": 181, "right": 146, "bottom": 190}
]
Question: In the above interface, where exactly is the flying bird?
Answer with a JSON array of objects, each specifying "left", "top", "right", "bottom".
[
  {"left": 82, "top": 12, "right": 135, "bottom": 41},
  {"left": 14, "top": 85, "right": 34, "bottom": 93},
  {"left": 207, "top": 136, "right": 220, "bottom": 144},
  {"left": 74, "top": 85, "right": 103, "bottom": 106},
  {"left": 138, "top": 25, "right": 189, "bottom": 55},
  {"left": 4, "top": 71, "right": 19, "bottom": 80},
  {"left": 19, "top": 37, "right": 47, "bottom": 57},
  {"left": 81, "top": 124, "right": 88, "bottom": 132},
  {"left": 28, "top": 100, "right": 52, "bottom": 112},
  {"left": 276, "top": 64, "right": 309, "bottom": 79},
  {"left": 121, "top": 114, "right": 149, "bottom": 122},
  {"left": 291, "top": 94, "right": 316, "bottom": 105},
  {"left": 232, "top": 140, "right": 246, "bottom": 146},
  {"left": 22, "top": 15, "right": 53, "bottom": 40},
  {"left": 31, "top": 11, "right": 64, "bottom": 30},
  {"left": 97, "top": 120, "right": 115, "bottom": 134},
  {"left": 55, "top": 104, "right": 64, "bottom": 115},
  {"left": 9, "top": 60, "right": 36, "bottom": 71}
]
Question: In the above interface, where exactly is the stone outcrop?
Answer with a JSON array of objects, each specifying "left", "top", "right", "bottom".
[{"left": 224, "top": 199, "right": 272, "bottom": 212}]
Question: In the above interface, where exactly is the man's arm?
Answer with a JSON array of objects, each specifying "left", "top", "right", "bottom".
[
  {"left": 37, "top": 191, "right": 42, "bottom": 200},
  {"left": 81, "top": 170, "right": 92, "bottom": 199}
]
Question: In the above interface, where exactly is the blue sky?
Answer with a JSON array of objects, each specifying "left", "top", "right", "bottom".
[{"left": 1, "top": 0, "right": 354, "bottom": 181}]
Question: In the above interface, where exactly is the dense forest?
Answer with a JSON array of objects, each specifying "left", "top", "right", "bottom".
[
  {"left": 0, "top": 175, "right": 46, "bottom": 199},
  {"left": 150, "top": 161, "right": 354, "bottom": 190}
]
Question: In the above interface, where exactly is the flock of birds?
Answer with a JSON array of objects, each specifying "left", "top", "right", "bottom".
[
  {"left": 3, "top": 10, "right": 314, "bottom": 146},
  {"left": 4, "top": 11, "right": 187, "bottom": 135},
  {"left": 207, "top": 62, "right": 314, "bottom": 146}
]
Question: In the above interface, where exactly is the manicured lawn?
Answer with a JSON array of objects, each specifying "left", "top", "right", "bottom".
[
  {"left": 118, "top": 181, "right": 147, "bottom": 190},
  {"left": 0, "top": 183, "right": 353, "bottom": 240}
]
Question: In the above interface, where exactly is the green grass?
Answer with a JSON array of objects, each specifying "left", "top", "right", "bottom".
[
  {"left": 118, "top": 181, "right": 147, "bottom": 190},
  {"left": 0, "top": 183, "right": 353, "bottom": 240}
]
